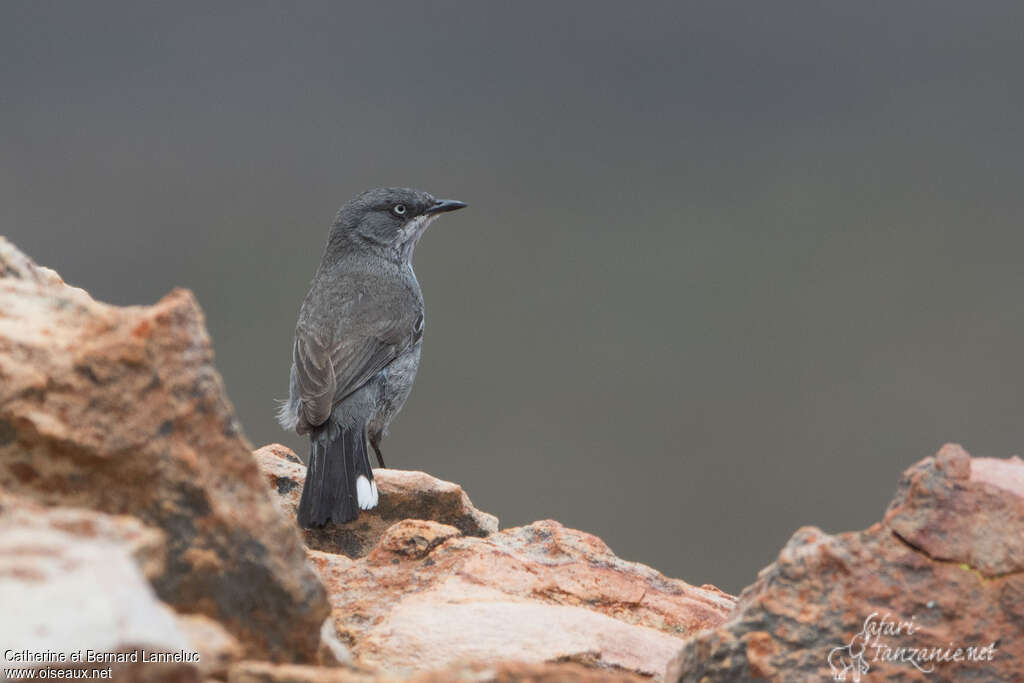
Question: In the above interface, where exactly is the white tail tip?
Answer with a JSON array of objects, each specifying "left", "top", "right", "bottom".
[{"left": 356, "top": 475, "right": 379, "bottom": 510}]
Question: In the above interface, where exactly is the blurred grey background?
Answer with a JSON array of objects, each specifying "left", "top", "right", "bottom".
[{"left": 3, "top": 1, "right": 1022, "bottom": 594}]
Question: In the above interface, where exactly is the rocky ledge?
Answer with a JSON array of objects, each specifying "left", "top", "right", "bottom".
[
  {"left": 2, "top": 235, "right": 1022, "bottom": 683},
  {"left": 256, "top": 444, "right": 734, "bottom": 678}
]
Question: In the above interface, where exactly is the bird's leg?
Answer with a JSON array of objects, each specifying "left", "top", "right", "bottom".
[{"left": 370, "top": 436, "right": 386, "bottom": 469}]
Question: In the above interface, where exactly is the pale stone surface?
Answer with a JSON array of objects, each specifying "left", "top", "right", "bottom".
[
  {"left": 0, "top": 508, "right": 198, "bottom": 682},
  {"left": 359, "top": 597, "right": 687, "bottom": 677},
  {"left": 299, "top": 516, "right": 733, "bottom": 678}
]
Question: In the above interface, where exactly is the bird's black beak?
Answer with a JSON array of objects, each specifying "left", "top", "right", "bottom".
[{"left": 425, "top": 198, "right": 467, "bottom": 215}]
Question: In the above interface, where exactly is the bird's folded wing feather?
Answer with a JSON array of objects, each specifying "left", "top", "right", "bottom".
[{"left": 292, "top": 289, "right": 415, "bottom": 429}]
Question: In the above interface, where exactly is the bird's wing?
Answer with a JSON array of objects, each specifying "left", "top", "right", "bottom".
[
  {"left": 290, "top": 326, "right": 336, "bottom": 428},
  {"left": 291, "top": 282, "right": 417, "bottom": 429}
]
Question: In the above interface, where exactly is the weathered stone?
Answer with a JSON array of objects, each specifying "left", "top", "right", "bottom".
[
  {"left": 307, "top": 518, "right": 733, "bottom": 678},
  {"left": 0, "top": 236, "right": 65, "bottom": 285},
  {"left": 255, "top": 444, "right": 498, "bottom": 556},
  {"left": 408, "top": 660, "right": 648, "bottom": 682},
  {"left": 176, "top": 613, "right": 245, "bottom": 680},
  {"left": 668, "top": 444, "right": 1024, "bottom": 682},
  {"left": 0, "top": 238, "right": 329, "bottom": 662},
  {"left": 228, "top": 661, "right": 376, "bottom": 683},
  {"left": 229, "top": 660, "right": 646, "bottom": 683},
  {"left": 0, "top": 501, "right": 200, "bottom": 682},
  {"left": 0, "top": 491, "right": 168, "bottom": 580},
  {"left": 318, "top": 617, "right": 354, "bottom": 667},
  {"left": 885, "top": 444, "right": 1024, "bottom": 576},
  {"left": 0, "top": 494, "right": 244, "bottom": 681}
]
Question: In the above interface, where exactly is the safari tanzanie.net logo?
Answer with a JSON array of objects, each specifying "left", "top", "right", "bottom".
[{"left": 827, "top": 612, "right": 996, "bottom": 681}]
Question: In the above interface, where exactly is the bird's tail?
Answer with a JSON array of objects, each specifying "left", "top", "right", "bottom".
[{"left": 297, "top": 422, "right": 377, "bottom": 528}]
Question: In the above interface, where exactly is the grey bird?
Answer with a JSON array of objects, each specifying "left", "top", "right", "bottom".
[{"left": 277, "top": 187, "right": 466, "bottom": 528}]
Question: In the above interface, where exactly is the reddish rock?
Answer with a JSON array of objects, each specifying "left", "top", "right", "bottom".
[
  {"left": 230, "top": 659, "right": 645, "bottom": 683},
  {"left": 668, "top": 444, "right": 1024, "bottom": 683},
  {"left": 885, "top": 444, "right": 1024, "bottom": 576},
  {"left": 305, "top": 517, "right": 733, "bottom": 678},
  {"left": 256, "top": 444, "right": 498, "bottom": 556},
  {"left": 0, "top": 239, "right": 328, "bottom": 662},
  {"left": 228, "top": 661, "right": 376, "bottom": 683},
  {"left": 407, "top": 661, "right": 648, "bottom": 682},
  {"left": 177, "top": 613, "right": 246, "bottom": 680}
]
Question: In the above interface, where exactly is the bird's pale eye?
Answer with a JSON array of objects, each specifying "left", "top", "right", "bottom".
[{"left": 392, "top": 204, "right": 407, "bottom": 216}]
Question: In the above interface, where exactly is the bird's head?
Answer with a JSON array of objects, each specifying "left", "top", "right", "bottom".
[{"left": 329, "top": 187, "right": 466, "bottom": 261}]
